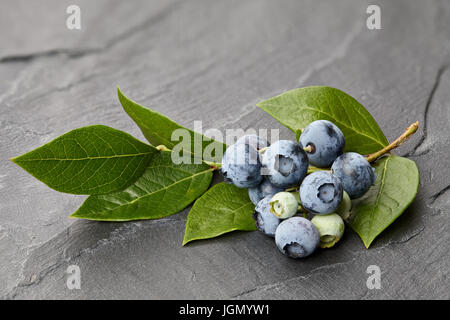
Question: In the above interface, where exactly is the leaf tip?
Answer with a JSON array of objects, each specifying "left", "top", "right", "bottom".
[
  {"left": 10, "top": 155, "right": 24, "bottom": 167},
  {"left": 256, "top": 100, "right": 268, "bottom": 109},
  {"left": 70, "top": 209, "right": 83, "bottom": 219},
  {"left": 117, "top": 86, "right": 124, "bottom": 98},
  {"left": 363, "top": 238, "right": 373, "bottom": 249}
]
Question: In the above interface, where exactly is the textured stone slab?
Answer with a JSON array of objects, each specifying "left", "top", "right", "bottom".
[{"left": 0, "top": 0, "right": 449, "bottom": 299}]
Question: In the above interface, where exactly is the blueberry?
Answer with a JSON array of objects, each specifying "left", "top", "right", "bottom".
[
  {"left": 311, "top": 213, "right": 345, "bottom": 248},
  {"left": 248, "top": 178, "right": 284, "bottom": 205},
  {"left": 252, "top": 197, "right": 281, "bottom": 237},
  {"left": 299, "top": 120, "right": 345, "bottom": 167},
  {"left": 331, "top": 152, "right": 376, "bottom": 199},
  {"left": 261, "top": 140, "right": 308, "bottom": 188},
  {"left": 236, "top": 134, "right": 270, "bottom": 151},
  {"left": 221, "top": 143, "right": 263, "bottom": 188},
  {"left": 299, "top": 171, "right": 343, "bottom": 215},
  {"left": 269, "top": 192, "right": 298, "bottom": 219},
  {"left": 275, "top": 217, "right": 320, "bottom": 258}
]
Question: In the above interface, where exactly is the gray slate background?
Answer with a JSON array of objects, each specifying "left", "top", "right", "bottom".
[{"left": 0, "top": 0, "right": 449, "bottom": 299}]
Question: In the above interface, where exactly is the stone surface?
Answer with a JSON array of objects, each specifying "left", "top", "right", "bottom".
[{"left": 0, "top": 0, "right": 449, "bottom": 299}]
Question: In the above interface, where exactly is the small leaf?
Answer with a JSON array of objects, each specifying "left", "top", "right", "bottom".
[
  {"left": 71, "top": 151, "right": 213, "bottom": 221},
  {"left": 349, "top": 156, "right": 420, "bottom": 248},
  {"left": 183, "top": 182, "right": 256, "bottom": 245},
  {"left": 117, "top": 87, "right": 226, "bottom": 162},
  {"left": 12, "top": 125, "right": 156, "bottom": 195},
  {"left": 257, "top": 86, "right": 389, "bottom": 154}
]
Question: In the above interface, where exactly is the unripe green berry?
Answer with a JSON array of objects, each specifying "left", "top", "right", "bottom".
[
  {"left": 311, "top": 213, "right": 345, "bottom": 248},
  {"left": 293, "top": 192, "right": 300, "bottom": 204},
  {"left": 335, "top": 191, "right": 351, "bottom": 220},
  {"left": 269, "top": 192, "right": 298, "bottom": 219}
]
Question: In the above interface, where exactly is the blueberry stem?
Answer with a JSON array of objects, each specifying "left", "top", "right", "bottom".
[
  {"left": 258, "top": 147, "right": 268, "bottom": 154},
  {"left": 365, "top": 121, "right": 419, "bottom": 163},
  {"left": 155, "top": 144, "right": 170, "bottom": 151},
  {"left": 204, "top": 161, "right": 221, "bottom": 169},
  {"left": 303, "top": 145, "right": 313, "bottom": 153}
]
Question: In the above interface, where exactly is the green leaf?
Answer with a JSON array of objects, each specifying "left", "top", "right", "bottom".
[
  {"left": 295, "top": 128, "right": 302, "bottom": 142},
  {"left": 12, "top": 125, "right": 156, "bottom": 195},
  {"left": 183, "top": 182, "right": 256, "bottom": 245},
  {"left": 349, "top": 156, "right": 420, "bottom": 248},
  {"left": 257, "top": 86, "right": 389, "bottom": 154},
  {"left": 117, "top": 87, "right": 226, "bottom": 162},
  {"left": 71, "top": 151, "right": 213, "bottom": 221}
]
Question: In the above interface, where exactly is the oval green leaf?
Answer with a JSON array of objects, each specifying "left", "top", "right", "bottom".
[
  {"left": 71, "top": 151, "right": 213, "bottom": 221},
  {"left": 118, "top": 87, "right": 226, "bottom": 163},
  {"left": 183, "top": 182, "right": 256, "bottom": 245},
  {"left": 257, "top": 86, "right": 389, "bottom": 154},
  {"left": 11, "top": 125, "right": 156, "bottom": 195},
  {"left": 349, "top": 155, "right": 420, "bottom": 248}
]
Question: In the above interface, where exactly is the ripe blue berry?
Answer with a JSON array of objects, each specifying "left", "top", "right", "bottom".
[
  {"left": 275, "top": 217, "right": 320, "bottom": 258},
  {"left": 261, "top": 140, "right": 308, "bottom": 188},
  {"left": 331, "top": 152, "right": 376, "bottom": 199},
  {"left": 252, "top": 197, "right": 281, "bottom": 237},
  {"left": 236, "top": 134, "right": 269, "bottom": 151},
  {"left": 248, "top": 178, "right": 283, "bottom": 205},
  {"left": 299, "top": 171, "right": 343, "bottom": 215},
  {"left": 299, "top": 120, "right": 345, "bottom": 168},
  {"left": 221, "top": 143, "right": 262, "bottom": 188}
]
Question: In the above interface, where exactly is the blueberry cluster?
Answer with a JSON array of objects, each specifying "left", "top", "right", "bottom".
[{"left": 221, "top": 120, "right": 376, "bottom": 258}]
